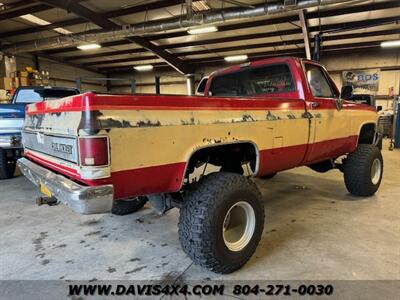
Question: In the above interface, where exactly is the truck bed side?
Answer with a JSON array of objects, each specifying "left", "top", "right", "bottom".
[{"left": 24, "top": 92, "right": 309, "bottom": 199}]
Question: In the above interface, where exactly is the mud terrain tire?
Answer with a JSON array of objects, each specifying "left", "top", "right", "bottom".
[
  {"left": 178, "top": 172, "right": 264, "bottom": 274},
  {"left": 343, "top": 144, "right": 383, "bottom": 197}
]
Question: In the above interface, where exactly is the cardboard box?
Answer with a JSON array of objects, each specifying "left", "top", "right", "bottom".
[
  {"left": 0, "top": 77, "right": 13, "bottom": 90},
  {"left": 14, "top": 77, "right": 20, "bottom": 88},
  {"left": 20, "top": 77, "right": 29, "bottom": 86},
  {"left": 20, "top": 71, "right": 29, "bottom": 77}
]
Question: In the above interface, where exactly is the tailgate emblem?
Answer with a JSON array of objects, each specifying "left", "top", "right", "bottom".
[{"left": 51, "top": 142, "right": 73, "bottom": 155}]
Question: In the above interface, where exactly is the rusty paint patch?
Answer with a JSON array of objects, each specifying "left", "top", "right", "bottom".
[
  {"left": 136, "top": 119, "right": 161, "bottom": 127},
  {"left": 242, "top": 114, "right": 255, "bottom": 122},
  {"left": 266, "top": 111, "right": 280, "bottom": 121},
  {"left": 180, "top": 116, "right": 196, "bottom": 126},
  {"left": 99, "top": 117, "right": 133, "bottom": 128},
  {"left": 302, "top": 111, "right": 314, "bottom": 119}
]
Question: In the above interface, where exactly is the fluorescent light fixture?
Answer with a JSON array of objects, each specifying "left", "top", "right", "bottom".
[
  {"left": 54, "top": 27, "right": 73, "bottom": 35},
  {"left": 224, "top": 55, "right": 248, "bottom": 62},
  {"left": 187, "top": 26, "right": 218, "bottom": 35},
  {"left": 381, "top": 40, "right": 400, "bottom": 48},
  {"left": 20, "top": 14, "right": 72, "bottom": 35},
  {"left": 134, "top": 65, "right": 154, "bottom": 71},
  {"left": 20, "top": 14, "right": 50, "bottom": 26},
  {"left": 77, "top": 43, "right": 102, "bottom": 50},
  {"left": 192, "top": 0, "right": 211, "bottom": 12}
]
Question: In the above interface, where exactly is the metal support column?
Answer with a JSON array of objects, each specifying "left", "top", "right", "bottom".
[
  {"left": 186, "top": 74, "right": 195, "bottom": 95},
  {"left": 106, "top": 74, "right": 111, "bottom": 92},
  {"left": 299, "top": 9, "right": 311, "bottom": 60},
  {"left": 34, "top": 55, "right": 40, "bottom": 70},
  {"left": 131, "top": 79, "right": 136, "bottom": 94},
  {"left": 155, "top": 76, "right": 161, "bottom": 94},
  {"left": 313, "top": 34, "right": 322, "bottom": 62}
]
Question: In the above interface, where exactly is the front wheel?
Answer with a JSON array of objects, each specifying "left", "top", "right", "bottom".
[
  {"left": 178, "top": 172, "right": 264, "bottom": 274},
  {"left": 343, "top": 144, "right": 383, "bottom": 197}
]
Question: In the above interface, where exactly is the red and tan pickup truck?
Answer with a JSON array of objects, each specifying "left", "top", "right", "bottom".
[{"left": 18, "top": 57, "right": 383, "bottom": 273}]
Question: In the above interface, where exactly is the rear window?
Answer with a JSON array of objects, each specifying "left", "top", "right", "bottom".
[
  {"left": 196, "top": 77, "right": 208, "bottom": 95},
  {"left": 15, "top": 88, "right": 79, "bottom": 104},
  {"left": 209, "top": 64, "right": 295, "bottom": 97}
]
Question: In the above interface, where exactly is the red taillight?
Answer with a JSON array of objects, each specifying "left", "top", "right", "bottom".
[{"left": 79, "top": 137, "right": 109, "bottom": 166}]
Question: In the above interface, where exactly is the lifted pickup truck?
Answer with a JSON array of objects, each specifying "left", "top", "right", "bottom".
[
  {"left": 18, "top": 57, "right": 383, "bottom": 273},
  {"left": 0, "top": 86, "right": 79, "bottom": 179}
]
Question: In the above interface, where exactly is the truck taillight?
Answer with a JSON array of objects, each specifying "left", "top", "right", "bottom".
[{"left": 79, "top": 137, "right": 109, "bottom": 166}]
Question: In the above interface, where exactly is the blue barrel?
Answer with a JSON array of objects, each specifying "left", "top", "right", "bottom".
[{"left": 395, "top": 102, "right": 400, "bottom": 149}]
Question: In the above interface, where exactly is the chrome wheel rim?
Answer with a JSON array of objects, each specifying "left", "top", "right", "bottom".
[
  {"left": 222, "top": 201, "right": 256, "bottom": 252},
  {"left": 371, "top": 158, "right": 382, "bottom": 185}
]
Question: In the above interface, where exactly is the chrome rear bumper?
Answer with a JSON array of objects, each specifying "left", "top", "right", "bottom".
[{"left": 17, "top": 158, "right": 113, "bottom": 214}]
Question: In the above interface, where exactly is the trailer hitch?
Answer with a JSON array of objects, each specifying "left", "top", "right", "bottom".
[{"left": 36, "top": 196, "right": 59, "bottom": 207}]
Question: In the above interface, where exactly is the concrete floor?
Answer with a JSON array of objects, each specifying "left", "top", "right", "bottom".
[{"left": 0, "top": 141, "right": 399, "bottom": 281}]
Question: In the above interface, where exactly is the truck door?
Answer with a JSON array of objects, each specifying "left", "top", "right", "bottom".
[{"left": 303, "top": 62, "right": 352, "bottom": 163}]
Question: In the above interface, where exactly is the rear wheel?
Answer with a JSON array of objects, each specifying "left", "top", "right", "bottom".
[
  {"left": 260, "top": 173, "right": 276, "bottom": 179},
  {"left": 0, "top": 149, "right": 16, "bottom": 179},
  {"left": 178, "top": 172, "right": 264, "bottom": 273},
  {"left": 112, "top": 196, "right": 148, "bottom": 215},
  {"left": 343, "top": 144, "right": 383, "bottom": 196}
]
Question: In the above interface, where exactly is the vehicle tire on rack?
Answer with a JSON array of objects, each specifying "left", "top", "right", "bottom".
[
  {"left": 112, "top": 196, "right": 148, "bottom": 215},
  {"left": 0, "top": 149, "right": 16, "bottom": 179},
  {"left": 178, "top": 172, "right": 264, "bottom": 274},
  {"left": 343, "top": 144, "right": 383, "bottom": 197}
]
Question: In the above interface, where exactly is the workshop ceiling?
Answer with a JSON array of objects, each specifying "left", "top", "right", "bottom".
[{"left": 0, "top": 0, "right": 399, "bottom": 74}]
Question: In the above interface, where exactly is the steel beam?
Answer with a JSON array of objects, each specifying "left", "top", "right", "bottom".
[
  {"left": 37, "top": 0, "right": 193, "bottom": 74},
  {"left": 35, "top": 52, "right": 103, "bottom": 74},
  {"left": 38, "top": 0, "right": 118, "bottom": 29},
  {"left": 41, "top": 12, "right": 400, "bottom": 56},
  {"left": 3, "top": 0, "right": 397, "bottom": 40},
  {"left": 80, "top": 28, "right": 400, "bottom": 67},
  {"left": 125, "top": 36, "right": 194, "bottom": 74},
  {"left": 0, "top": 3, "right": 50, "bottom": 19},
  {"left": 298, "top": 9, "right": 311, "bottom": 59},
  {"left": 0, "top": 0, "right": 185, "bottom": 38},
  {"left": 99, "top": 40, "right": 388, "bottom": 72}
]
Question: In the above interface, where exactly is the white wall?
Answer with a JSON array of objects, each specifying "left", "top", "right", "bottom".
[
  {"left": 321, "top": 50, "right": 400, "bottom": 110},
  {"left": 15, "top": 54, "right": 107, "bottom": 92}
]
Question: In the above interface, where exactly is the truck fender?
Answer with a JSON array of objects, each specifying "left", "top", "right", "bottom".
[{"left": 179, "top": 141, "right": 260, "bottom": 189}]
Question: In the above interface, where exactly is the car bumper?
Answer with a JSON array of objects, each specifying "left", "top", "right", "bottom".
[{"left": 17, "top": 157, "right": 114, "bottom": 214}]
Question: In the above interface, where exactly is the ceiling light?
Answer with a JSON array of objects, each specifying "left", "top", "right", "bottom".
[
  {"left": 224, "top": 55, "right": 248, "bottom": 62},
  {"left": 54, "top": 27, "right": 73, "bottom": 35},
  {"left": 77, "top": 44, "right": 102, "bottom": 50},
  {"left": 20, "top": 14, "right": 72, "bottom": 35},
  {"left": 188, "top": 26, "right": 218, "bottom": 35},
  {"left": 381, "top": 40, "right": 400, "bottom": 48},
  {"left": 20, "top": 14, "right": 50, "bottom": 26},
  {"left": 192, "top": 0, "right": 211, "bottom": 12},
  {"left": 134, "top": 65, "right": 154, "bottom": 71}
]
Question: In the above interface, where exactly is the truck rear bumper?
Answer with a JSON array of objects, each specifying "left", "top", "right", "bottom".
[{"left": 17, "top": 158, "right": 113, "bottom": 215}]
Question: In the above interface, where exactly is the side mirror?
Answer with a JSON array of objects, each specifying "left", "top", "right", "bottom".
[
  {"left": 377, "top": 105, "right": 382, "bottom": 112},
  {"left": 340, "top": 85, "right": 353, "bottom": 100}
]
